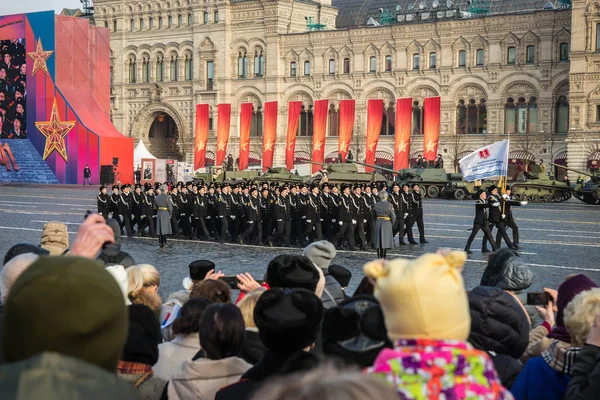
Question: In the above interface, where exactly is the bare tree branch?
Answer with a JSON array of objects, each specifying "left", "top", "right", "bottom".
[{"left": 443, "top": 133, "right": 470, "bottom": 173}]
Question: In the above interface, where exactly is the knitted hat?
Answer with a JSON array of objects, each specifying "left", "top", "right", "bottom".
[
  {"left": 121, "top": 304, "right": 162, "bottom": 366},
  {"left": 3, "top": 242, "right": 50, "bottom": 265},
  {"left": 2, "top": 256, "right": 128, "bottom": 371},
  {"left": 302, "top": 241, "right": 337, "bottom": 271},
  {"left": 554, "top": 274, "right": 598, "bottom": 328},
  {"left": 40, "top": 221, "right": 69, "bottom": 255},
  {"left": 266, "top": 255, "right": 320, "bottom": 292},
  {"left": 254, "top": 288, "right": 323, "bottom": 354},
  {"left": 328, "top": 265, "right": 352, "bottom": 288},
  {"left": 364, "top": 250, "right": 470, "bottom": 342},
  {"left": 189, "top": 260, "right": 216, "bottom": 281}
]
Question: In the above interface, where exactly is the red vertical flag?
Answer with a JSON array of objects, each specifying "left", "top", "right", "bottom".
[
  {"left": 238, "top": 103, "right": 253, "bottom": 171},
  {"left": 194, "top": 104, "right": 209, "bottom": 170},
  {"left": 423, "top": 96, "right": 441, "bottom": 162},
  {"left": 364, "top": 99, "right": 384, "bottom": 172},
  {"left": 262, "top": 101, "right": 278, "bottom": 171},
  {"left": 394, "top": 98, "right": 412, "bottom": 171},
  {"left": 215, "top": 104, "right": 231, "bottom": 167},
  {"left": 338, "top": 99, "right": 355, "bottom": 162},
  {"left": 311, "top": 99, "right": 329, "bottom": 173},
  {"left": 285, "top": 102, "right": 302, "bottom": 171}
]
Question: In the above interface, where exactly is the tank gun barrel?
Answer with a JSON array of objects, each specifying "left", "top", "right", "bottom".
[
  {"left": 549, "top": 162, "right": 593, "bottom": 177},
  {"left": 349, "top": 160, "right": 399, "bottom": 175},
  {"left": 308, "top": 161, "right": 326, "bottom": 166}
]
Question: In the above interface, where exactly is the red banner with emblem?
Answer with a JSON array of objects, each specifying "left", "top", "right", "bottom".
[
  {"left": 338, "top": 100, "right": 355, "bottom": 163},
  {"left": 423, "top": 96, "right": 441, "bottom": 162},
  {"left": 364, "top": 99, "right": 384, "bottom": 172},
  {"left": 215, "top": 104, "right": 231, "bottom": 167},
  {"left": 285, "top": 101, "right": 302, "bottom": 171},
  {"left": 394, "top": 98, "right": 412, "bottom": 171},
  {"left": 312, "top": 99, "right": 329, "bottom": 173},
  {"left": 238, "top": 103, "right": 253, "bottom": 171},
  {"left": 262, "top": 101, "right": 278, "bottom": 171},
  {"left": 193, "top": 104, "right": 209, "bottom": 170}
]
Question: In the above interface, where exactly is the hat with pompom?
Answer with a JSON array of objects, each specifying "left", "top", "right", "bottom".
[{"left": 363, "top": 250, "right": 470, "bottom": 342}]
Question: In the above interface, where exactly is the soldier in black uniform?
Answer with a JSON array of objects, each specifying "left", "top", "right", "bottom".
[
  {"left": 192, "top": 185, "right": 210, "bottom": 240},
  {"left": 119, "top": 184, "right": 133, "bottom": 237},
  {"left": 178, "top": 186, "right": 192, "bottom": 239},
  {"left": 330, "top": 184, "right": 341, "bottom": 237},
  {"left": 131, "top": 184, "right": 145, "bottom": 235},
  {"left": 109, "top": 185, "right": 121, "bottom": 224},
  {"left": 500, "top": 187, "right": 527, "bottom": 249},
  {"left": 351, "top": 184, "right": 368, "bottom": 250},
  {"left": 331, "top": 184, "right": 357, "bottom": 251},
  {"left": 288, "top": 186, "right": 303, "bottom": 246},
  {"left": 362, "top": 184, "right": 376, "bottom": 247},
  {"left": 319, "top": 184, "right": 335, "bottom": 240},
  {"left": 389, "top": 183, "right": 408, "bottom": 245},
  {"left": 401, "top": 184, "right": 418, "bottom": 245},
  {"left": 260, "top": 187, "right": 273, "bottom": 243},
  {"left": 302, "top": 183, "right": 323, "bottom": 245},
  {"left": 239, "top": 187, "right": 262, "bottom": 245},
  {"left": 97, "top": 186, "right": 110, "bottom": 219},
  {"left": 410, "top": 184, "right": 428, "bottom": 243},
  {"left": 483, "top": 185, "right": 516, "bottom": 252},
  {"left": 464, "top": 190, "right": 498, "bottom": 254},
  {"left": 217, "top": 184, "right": 232, "bottom": 243},
  {"left": 143, "top": 183, "right": 156, "bottom": 238},
  {"left": 269, "top": 186, "right": 291, "bottom": 247},
  {"left": 169, "top": 187, "right": 181, "bottom": 237},
  {"left": 206, "top": 185, "right": 217, "bottom": 238}
]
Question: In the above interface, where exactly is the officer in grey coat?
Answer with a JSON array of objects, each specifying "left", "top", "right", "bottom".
[
  {"left": 155, "top": 185, "right": 173, "bottom": 248},
  {"left": 373, "top": 191, "right": 396, "bottom": 259}
]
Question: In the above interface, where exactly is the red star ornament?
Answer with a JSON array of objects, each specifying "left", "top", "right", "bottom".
[
  {"left": 36, "top": 98, "right": 75, "bottom": 162},
  {"left": 27, "top": 38, "right": 53, "bottom": 76}
]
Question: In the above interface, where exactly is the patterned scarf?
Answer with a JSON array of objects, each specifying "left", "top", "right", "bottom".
[{"left": 542, "top": 339, "right": 580, "bottom": 375}]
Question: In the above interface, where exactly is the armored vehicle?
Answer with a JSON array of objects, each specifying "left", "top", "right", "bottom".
[
  {"left": 193, "top": 166, "right": 260, "bottom": 185},
  {"left": 259, "top": 167, "right": 305, "bottom": 184},
  {"left": 307, "top": 162, "right": 387, "bottom": 185},
  {"left": 504, "top": 163, "right": 572, "bottom": 203},
  {"left": 550, "top": 163, "right": 600, "bottom": 205}
]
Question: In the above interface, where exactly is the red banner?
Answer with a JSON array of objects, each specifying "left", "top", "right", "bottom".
[
  {"left": 285, "top": 102, "right": 302, "bottom": 171},
  {"left": 194, "top": 104, "right": 209, "bottom": 170},
  {"left": 262, "top": 101, "right": 278, "bottom": 171},
  {"left": 338, "top": 100, "right": 355, "bottom": 163},
  {"left": 238, "top": 103, "right": 253, "bottom": 171},
  {"left": 312, "top": 99, "right": 329, "bottom": 173},
  {"left": 423, "top": 96, "right": 441, "bottom": 162},
  {"left": 394, "top": 98, "right": 412, "bottom": 171},
  {"left": 365, "top": 99, "right": 384, "bottom": 172},
  {"left": 215, "top": 104, "right": 231, "bottom": 167}
]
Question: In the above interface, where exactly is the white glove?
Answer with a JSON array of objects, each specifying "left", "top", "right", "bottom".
[
  {"left": 520, "top": 201, "right": 528, "bottom": 206},
  {"left": 404, "top": 213, "right": 408, "bottom": 219},
  {"left": 320, "top": 219, "right": 324, "bottom": 222},
  {"left": 277, "top": 219, "right": 283, "bottom": 222},
  {"left": 206, "top": 216, "right": 211, "bottom": 219},
  {"left": 332, "top": 219, "right": 337, "bottom": 223},
  {"left": 352, "top": 219, "right": 357, "bottom": 224},
  {"left": 231, "top": 216, "right": 236, "bottom": 220},
  {"left": 502, "top": 214, "right": 505, "bottom": 219},
  {"left": 338, "top": 221, "right": 343, "bottom": 226},
  {"left": 493, "top": 202, "right": 500, "bottom": 207},
  {"left": 363, "top": 219, "right": 367, "bottom": 223},
  {"left": 502, "top": 194, "right": 509, "bottom": 199},
  {"left": 302, "top": 216, "right": 306, "bottom": 219},
  {"left": 306, "top": 220, "right": 311, "bottom": 223}
]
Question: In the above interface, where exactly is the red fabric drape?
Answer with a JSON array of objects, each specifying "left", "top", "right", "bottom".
[
  {"left": 215, "top": 104, "right": 231, "bottom": 167},
  {"left": 338, "top": 100, "right": 355, "bottom": 162},
  {"left": 394, "top": 98, "right": 412, "bottom": 171},
  {"left": 423, "top": 97, "right": 441, "bottom": 162},
  {"left": 194, "top": 104, "right": 209, "bottom": 170},
  {"left": 262, "top": 101, "right": 278, "bottom": 172},
  {"left": 312, "top": 100, "right": 329, "bottom": 173},
  {"left": 365, "top": 99, "right": 384, "bottom": 172},
  {"left": 238, "top": 103, "right": 253, "bottom": 171},
  {"left": 285, "top": 101, "right": 302, "bottom": 171}
]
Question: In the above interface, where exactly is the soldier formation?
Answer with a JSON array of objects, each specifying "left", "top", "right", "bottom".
[{"left": 97, "top": 179, "right": 428, "bottom": 251}]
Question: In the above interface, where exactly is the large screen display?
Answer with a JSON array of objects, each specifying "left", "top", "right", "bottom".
[{"left": 0, "top": 39, "right": 26, "bottom": 139}]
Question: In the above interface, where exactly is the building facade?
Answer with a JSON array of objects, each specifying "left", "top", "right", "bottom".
[{"left": 93, "top": 0, "right": 600, "bottom": 176}]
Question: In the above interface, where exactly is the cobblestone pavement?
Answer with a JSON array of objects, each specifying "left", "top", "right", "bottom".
[{"left": 1, "top": 184, "right": 599, "bottom": 298}]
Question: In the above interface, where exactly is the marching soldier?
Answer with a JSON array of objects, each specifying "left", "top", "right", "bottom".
[
  {"left": 319, "top": 184, "right": 334, "bottom": 239},
  {"left": 401, "top": 184, "right": 418, "bottom": 245},
  {"left": 169, "top": 187, "right": 181, "bottom": 237},
  {"left": 97, "top": 186, "right": 110, "bottom": 220},
  {"left": 260, "top": 187, "right": 273, "bottom": 243},
  {"left": 410, "top": 184, "right": 428, "bottom": 243},
  {"left": 119, "top": 184, "right": 133, "bottom": 237},
  {"left": 330, "top": 184, "right": 341, "bottom": 236},
  {"left": 289, "top": 186, "right": 303, "bottom": 245},
  {"left": 362, "top": 184, "right": 376, "bottom": 246},
  {"left": 498, "top": 186, "right": 527, "bottom": 250},
  {"left": 483, "top": 185, "right": 516, "bottom": 252},
  {"left": 109, "top": 184, "right": 121, "bottom": 224},
  {"left": 302, "top": 183, "right": 323, "bottom": 245},
  {"left": 269, "top": 186, "right": 292, "bottom": 247},
  {"left": 331, "top": 184, "right": 357, "bottom": 251},
  {"left": 351, "top": 184, "right": 368, "bottom": 250},
  {"left": 131, "top": 184, "right": 145, "bottom": 235},
  {"left": 239, "top": 187, "right": 262, "bottom": 245},
  {"left": 192, "top": 185, "right": 210, "bottom": 240},
  {"left": 206, "top": 185, "right": 217, "bottom": 238},
  {"left": 389, "top": 183, "right": 408, "bottom": 245},
  {"left": 178, "top": 186, "right": 192, "bottom": 239},
  {"left": 143, "top": 183, "right": 156, "bottom": 238},
  {"left": 464, "top": 190, "right": 498, "bottom": 254}
]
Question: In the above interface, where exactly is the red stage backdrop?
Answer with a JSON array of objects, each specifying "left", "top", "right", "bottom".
[
  {"left": 423, "top": 97, "right": 441, "bottom": 162},
  {"left": 215, "top": 104, "right": 231, "bottom": 167},
  {"left": 312, "top": 100, "right": 329, "bottom": 173},
  {"left": 365, "top": 99, "right": 384, "bottom": 172},
  {"left": 262, "top": 101, "right": 278, "bottom": 171},
  {"left": 394, "top": 98, "right": 412, "bottom": 171},
  {"left": 238, "top": 103, "right": 253, "bottom": 171},
  {"left": 194, "top": 104, "right": 209, "bottom": 170},
  {"left": 285, "top": 102, "right": 302, "bottom": 170},
  {"left": 338, "top": 100, "right": 355, "bottom": 162}
]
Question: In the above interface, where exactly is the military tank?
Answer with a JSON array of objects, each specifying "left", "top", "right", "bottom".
[
  {"left": 550, "top": 163, "right": 600, "bottom": 205},
  {"left": 507, "top": 164, "right": 572, "bottom": 203},
  {"left": 307, "top": 162, "right": 387, "bottom": 185},
  {"left": 193, "top": 166, "right": 260, "bottom": 185},
  {"left": 258, "top": 167, "right": 305, "bottom": 184},
  {"left": 350, "top": 160, "right": 483, "bottom": 200}
]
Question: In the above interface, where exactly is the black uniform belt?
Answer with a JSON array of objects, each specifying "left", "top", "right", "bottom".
[
  {"left": 377, "top": 217, "right": 391, "bottom": 220},
  {"left": 158, "top": 207, "right": 168, "bottom": 210}
]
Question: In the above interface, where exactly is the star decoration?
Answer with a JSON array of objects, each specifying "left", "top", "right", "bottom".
[
  {"left": 339, "top": 141, "right": 349, "bottom": 153},
  {"left": 313, "top": 139, "right": 324, "bottom": 152},
  {"left": 35, "top": 98, "right": 75, "bottom": 162},
  {"left": 368, "top": 141, "right": 377, "bottom": 151},
  {"left": 240, "top": 140, "right": 248, "bottom": 152},
  {"left": 265, "top": 140, "right": 275, "bottom": 152},
  {"left": 426, "top": 139, "right": 438, "bottom": 154},
  {"left": 218, "top": 141, "right": 227, "bottom": 152},
  {"left": 396, "top": 140, "right": 408, "bottom": 153},
  {"left": 196, "top": 139, "right": 206, "bottom": 152},
  {"left": 27, "top": 38, "right": 53, "bottom": 76},
  {"left": 287, "top": 140, "right": 295, "bottom": 151}
]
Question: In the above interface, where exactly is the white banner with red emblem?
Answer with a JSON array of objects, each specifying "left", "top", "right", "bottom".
[{"left": 459, "top": 140, "right": 510, "bottom": 182}]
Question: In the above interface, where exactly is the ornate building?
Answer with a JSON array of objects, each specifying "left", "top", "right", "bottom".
[{"left": 92, "top": 0, "right": 600, "bottom": 176}]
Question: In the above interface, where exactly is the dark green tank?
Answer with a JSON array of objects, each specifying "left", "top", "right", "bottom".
[
  {"left": 550, "top": 163, "right": 600, "bottom": 205},
  {"left": 307, "top": 162, "right": 387, "bottom": 185}
]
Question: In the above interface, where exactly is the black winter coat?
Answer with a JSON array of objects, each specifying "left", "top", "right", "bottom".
[
  {"left": 320, "top": 274, "right": 345, "bottom": 309},
  {"left": 565, "top": 344, "right": 600, "bottom": 400},
  {"left": 239, "top": 329, "right": 267, "bottom": 365}
]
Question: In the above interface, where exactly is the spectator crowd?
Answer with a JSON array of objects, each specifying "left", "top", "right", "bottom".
[{"left": 0, "top": 214, "right": 599, "bottom": 400}]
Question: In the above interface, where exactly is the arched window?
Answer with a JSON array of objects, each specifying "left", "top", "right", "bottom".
[
  {"left": 188, "top": 14, "right": 193, "bottom": 26},
  {"left": 298, "top": 104, "right": 314, "bottom": 136},
  {"left": 139, "top": 18, "right": 144, "bottom": 30},
  {"left": 149, "top": 17, "right": 154, "bottom": 29},
  {"left": 168, "top": 15, "right": 172, "bottom": 27},
  {"left": 476, "top": 49, "right": 484, "bottom": 65},
  {"left": 380, "top": 102, "right": 395, "bottom": 136},
  {"left": 328, "top": 59, "right": 335, "bottom": 75},
  {"left": 290, "top": 62, "right": 297, "bottom": 77},
  {"left": 214, "top": 10, "right": 219, "bottom": 23},
  {"left": 385, "top": 55, "right": 392, "bottom": 71},
  {"left": 170, "top": 55, "right": 178, "bottom": 81},
  {"left": 458, "top": 50, "right": 466, "bottom": 67},
  {"left": 505, "top": 98, "right": 516, "bottom": 134},
  {"left": 456, "top": 100, "right": 467, "bottom": 134},
  {"left": 505, "top": 97, "right": 538, "bottom": 134},
  {"left": 158, "top": 16, "right": 163, "bottom": 28},
  {"left": 128, "top": 57, "right": 136, "bottom": 83},
  {"left": 113, "top": 20, "right": 117, "bottom": 31},
  {"left": 412, "top": 101, "right": 422, "bottom": 135},
  {"left": 559, "top": 43, "right": 569, "bottom": 61},
  {"left": 251, "top": 106, "right": 263, "bottom": 137},
  {"left": 130, "top": 19, "right": 134, "bottom": 31},
  {"left": 203, "top": 12, "right": 208, "bottom": 23},
  {"left": 555, "top": 96, "right": 569, "bottom": 134},
  {"left": 304, "top": 60, "right": 311, "bottom": 76},
  {"left": 478, "top": 99, "right": 487, "bottom": 134},
  {"left": 528, "top": 97, "right": 538, "bottom": 133},
  {"left": 344, "top": 58, "right": 350, "bottom": 74},
  {"left": 328, "top": 104, "right": 339, "bottom": 136},
  {"left": 206, "top": 60, "right": 214, "bottom": 89},
  {"left": 185, "top": 55, "right": 193, "bottom": 80},
  {"left": 429, "top": 52, "right": 436, "bottom": 69},
  {"left": 178, "top": 15, "right": 183, "bottom": 26},
  {"left": 457, "top": 99, "right": 487, "bottom": 134},
  {"left": 596, "top": 24, "right": 600, "bottom": 50},
  {"left": 516, "top": 97, "right": 527, "bottom": 133},
  {"left": 507, "top": 47, "right": 516, "bottom": 64},
  {"left": 369, "top": 56, "right": 376, "bottom": 72},
  {"left": 156, "top": 55, "right": 164, "bottom": 82},
  {"left": 412, "top": 54, "right": 419, "bottom": 70},
  {"left": 526, "top": 45, "right": 535, "bottom": 63},
  {"left": 142, "top": 57, "right": 150, "bottom": 82},
  {"left": 254, "top": 51, "right": 264, "bottom": 77},
  {"left": 238, "top": 52, "right": 248, "bottom": 78}
]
